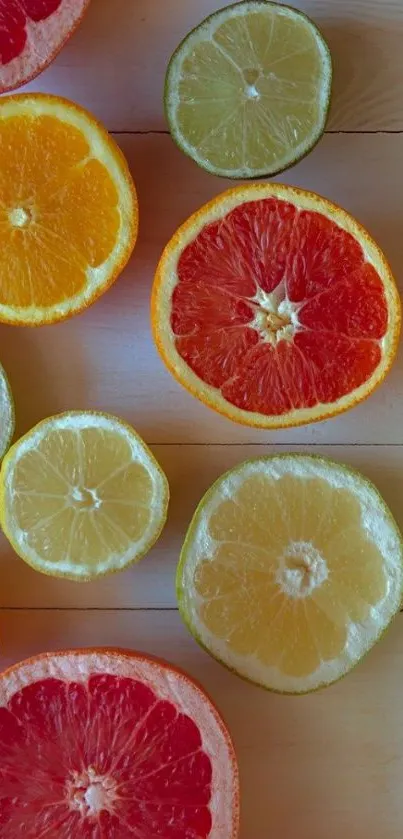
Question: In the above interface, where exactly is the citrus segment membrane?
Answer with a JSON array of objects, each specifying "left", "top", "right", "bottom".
[
  {"left": 0, "top": 649, "right": 239, "bottom": 838},
  {"left": 0, "top": 0, "right": 90, "bottom": 93},
  {"left": 0, "top": 412, "right": 169, "bottom": 580},
  {"left": 0, "top": 95, "right": 137, "bottom": 325},
  {"left": 178, "top": 456, "right": 403, "bottom": 693},
  {"left": 165, "top": 1, "right": 332, "bottom": 177},
  {"left": 0, "top": 364, "right": 14, "bottom": 460},
  {"left": 153, "top": 184, "right": 400, "bottom": 428}
]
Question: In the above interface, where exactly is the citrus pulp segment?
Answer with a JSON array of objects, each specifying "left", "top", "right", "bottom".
[
  {"left": 152, "top": 183, "right": 400, "bottom": 429},
  {"left": 177, "top": 455, "right": 403, "bottom": 694},
  {"left": 0, "top": 0, "right": 91, "bottom": 93},
  {"left": 165, "top": 1, "right": 332, "bottom": 178},
  {"left": 0, "top": 412, "right": 169, "bottom": 581},
  {"left": 0, "top": 94, "right": 137, "bottom": 326},
  {"left": 0, "top": 363, "right": 14, "bottom": 460},
  {"left": 0, "top": 648, "right": 239, "bottom": 837}
]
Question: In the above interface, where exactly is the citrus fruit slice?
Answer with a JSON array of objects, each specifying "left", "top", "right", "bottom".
[
  {"left": 0, "top": 0, "right": 90, "bottom": 93},
  {"left": 0, "top": 93, "right": 137, "bottom": 326},
  {"left": 0, "top": 363, "right": 14, "bottom": 460},
  {"left": 0, "top": 412, "right": 169, "bottom": 580},
  {"left": 177, "top": 455, "right": 403, "bottom": 694},
  {"left": 165, "top": 1, "right": 332, "bottom": 178},
  {"left": 152, "top": 183, "right": 400, "bottom": 429},
  {"left": 0, "top": 648, "right": 239, "bottom": 837}
]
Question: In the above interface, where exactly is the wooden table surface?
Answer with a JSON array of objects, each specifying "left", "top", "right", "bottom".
[{"left": 1, "top": 1, "right": 402, "bottom": 836}]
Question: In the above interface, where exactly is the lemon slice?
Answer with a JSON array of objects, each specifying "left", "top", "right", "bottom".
[
  {"left": 177, "top": 455, "right": 403, "bottom": 693},
  {"left": 0, "top": 412, "right": 169, "bottom": 580},
  {"left": 165, "top": 1, "right": 332, "bottom": 178},
  {"left": 0, "top": 363, "right": 14, "bottom": 459}
]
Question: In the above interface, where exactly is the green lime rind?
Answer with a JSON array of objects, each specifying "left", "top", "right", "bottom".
[
  {"left": 0, "top": 363, "right": 15, "bottom": 460},
  {"left": 176, "top": 453, "right": 403, "bottom": 695},
  {"left": 165, "top": 0, "right": 333, "bottom": 180}
]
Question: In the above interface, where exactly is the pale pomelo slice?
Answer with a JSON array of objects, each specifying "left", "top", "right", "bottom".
[
  {"left": 0, "top": 0, "right": 91, "bottom": 93},
  {"left": 177, "top": 455, "right": 403, "bottom": 694},
  {"left": 165, "top": 1, "right": 332, "bottom": 178},
  {"left": 0, "top": 363, "right": 14, "bottom": 460},
  {"left": 0, "top": 412, "right": 169, "bottom": 580},
  {"left": 0, "top": 93, "right": 137, "bottom": 326},
  {"left": 0, "top": 648, "right": 239, "bottom": 837},
  {"left": 152, "top": 183, "right": 400, "bottom": 429}
]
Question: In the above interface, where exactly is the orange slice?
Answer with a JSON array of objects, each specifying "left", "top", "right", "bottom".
[
  {"left": 0, "top": 412, "right": 169, "bottom": 580},
  {"left": 0, "top": 94, "right": 137, "bottom": 326},
  {"left": 178, "top": 455, "right": 403, "bottom": 693},
  {"left": 152, "top": 184, "right": 400, "bottom": 428}
]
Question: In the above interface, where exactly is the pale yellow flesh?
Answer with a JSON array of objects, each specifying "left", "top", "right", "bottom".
[
  {"left": 179, "top": 458, "right": 403, "bottom": 692},
  {"left": 168, "top": 4, "right": 331, "bottom": 176},
  {"left": 2, "top": 417, "right": 168, "bottom": 579}
]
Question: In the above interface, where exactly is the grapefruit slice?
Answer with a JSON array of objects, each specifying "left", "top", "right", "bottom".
[
  {"left": 0, "top": 0, "right": 91, "bottom": 93},
  {"left": 165, "top": 1, "right": 332, "bottom": 178},
  {"left": 0, "top": 412, "right": 169, "bottom": 581},
  {"left": 152, "top": 183, "right": 400, "bottom": 429},
  {"left": 0, "top": 363, "right": 14, "bottom": 460},
  {"left": 0, "top": 648, "right": 239, "bottom": 837},
  {"left": 177, "top": 455, "right": 403, "bottom": 694},
  {"left": 0, "top": 93, "right": 137, "bottom": 326}
]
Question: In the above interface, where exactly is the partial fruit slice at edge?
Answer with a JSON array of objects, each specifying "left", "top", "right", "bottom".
[
  {"left": 0, "top": 648, "right": 239, "bottom": 838},
  {"left": 177, "top": 455, "right": 403, "bottom": 694},
  {"left": 0, "top": 93, "right": 137, "bottom": 326},
  {"left": 165, "top": 0, "right": 332, "bottom": 178},
  {"left": 152, "top": 183, "right": 400, "bottom": 429},
  {"left": 0, "top": 411, "right": 169, "bottom": 580},
  {"left": 0, "top": 363, "right": 14, "bottom": 460},
  {"left": 0, "top": 0, "right": 91, "bottom": 93}
]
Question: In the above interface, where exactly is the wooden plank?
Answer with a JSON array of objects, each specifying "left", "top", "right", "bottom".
[
  {"left": 23, "top": 0, "right": 403, "bottom": 131},
  {"left": 0, "top": 607, "right": 402, "bottom": 839},
  {"left": 1, "top": 444, "right": 402, "bottom": 609},
  {"left": 1, "top": 133, "right": 402, "bottom": 447}
]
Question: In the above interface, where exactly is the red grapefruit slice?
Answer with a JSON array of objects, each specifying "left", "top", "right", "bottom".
[
  {"left": 0, "top": 0, "right": 90, "bottom": 93},
  {"left": 0, "top": 649, "right": 239, "bottom": 837},
  {"left": 152, "top": 183, "right": 401, "bottom": 429}
]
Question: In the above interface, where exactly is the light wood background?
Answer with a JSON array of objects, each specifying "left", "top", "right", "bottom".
[{"left": 1, "top": 1, "right": 402, "bottom": 836}]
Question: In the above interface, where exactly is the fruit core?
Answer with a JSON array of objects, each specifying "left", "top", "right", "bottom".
[
  {"left": 71, "top": 486, "right": 102, "bottom": 511},
  {"left": 252, "top": 285, "right": 299, "bottom": 345},
  {"left": 278, "top": 540, "right": 328, "bottom": 598},
  {"left": 9, "top": 207, "right": 32, "bottom": 228},
  {"left": 67, "top": 767, "right": 117, "bottom": 817}
]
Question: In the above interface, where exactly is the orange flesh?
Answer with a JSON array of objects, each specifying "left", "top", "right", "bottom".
[
  {"left": 0, "top": 115, "right": 120, "bottom": 308},
  {"left": 195, "top": 474, "right": 386, "bottom": 678}
]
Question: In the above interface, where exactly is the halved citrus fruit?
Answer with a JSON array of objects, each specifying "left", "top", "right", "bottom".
[
  {"left": 0, "top": 412, "right": 168, "bottom": 580},
  {"left": 0, "top": 363, "right": 14, "bottom": 460},
  {"left": 0, "top": 0, "right": 90, "bottom": 93},
  {"left": 0, "top": 648, "right": 239, "bottom": 837},
  {"left": 165, "top": 1, "right": 332, "bottom": 178},
  {"left": 152, "top": 183, "right": 400, "bottom": 429},
  {"left": 0, "top": 93, "right": 137, "bottom": 326},
  {"left": 178, "top": 455, "right": 403, "bottom": 694}
]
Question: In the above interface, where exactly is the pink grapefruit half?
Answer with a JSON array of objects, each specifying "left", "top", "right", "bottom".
[
  {"left": 0, "top": 0, "right": 91, "bottom": 93},
  {"left": 0, "top": 648, "right": 239, "bottom": 837}
]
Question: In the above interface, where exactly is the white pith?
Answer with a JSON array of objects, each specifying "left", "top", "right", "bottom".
[{"left": 179, "top": 456, "right": 403, "bottom": 693}]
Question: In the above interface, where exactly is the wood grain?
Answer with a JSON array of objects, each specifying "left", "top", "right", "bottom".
[
  {"left": 23, "top": 0, "right": 403, "bottom": 132},
  {"left": 0, "top": 607, "right": 402, "bottom": 839},
  {"left": 1, "top": 444, "right": 401, "bottom": 609},
  {"left": 1, "top": 133, "right": 401, "bottom": 447}
]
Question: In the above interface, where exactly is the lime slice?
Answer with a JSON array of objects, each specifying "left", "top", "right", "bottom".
[
  {"left": 0, "top": 363, "right": 14, "bottom": 459},
  {"left": 177, "top": 455, "right": 403, "bottom": 694},
  {"left": 165, "top": 1, "right": 332, "bottom": 178}
]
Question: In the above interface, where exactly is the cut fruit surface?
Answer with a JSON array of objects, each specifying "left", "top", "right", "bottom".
[
  {"left": 0, "top": 0, "right": 90, "bottom": 93},
  {"left": 152, "top": 183, "right": 400, "bottom": 429},
  {"left": 0, "top": 648, "right": 239, "bottom": 837},
  {"left": 0, "top": 94, "right": 137, "bottom": 326},
  {"left": 0, "top": 364, "right": 14, "bottom": 460},
  {"left": 0, "top": 412, "right": 169, "bottom": 580},
  {"left": 165, "top": 1, "right": 332, "bottom": 178},
  {"left": 178, "top": 455, "right": 403, "bottom": 693}
]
